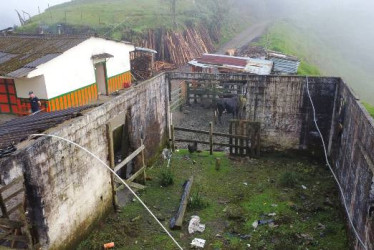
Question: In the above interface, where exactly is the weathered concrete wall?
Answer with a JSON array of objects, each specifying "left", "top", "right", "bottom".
[
  {"left": 329, "top": 80, "right": 374, "bottom": 250},
  {"left": 244, "top": 75, "right": 338, "bottom": 150},
  {"left": 0, "top": 73, "right": 169, "bottom": 249}
]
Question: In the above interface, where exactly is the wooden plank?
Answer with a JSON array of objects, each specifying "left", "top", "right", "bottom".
[
  {"left": 174, "top": 127, "right": 250, "bottom": 140},
  {"left": 229, "top": 122, "right": 233, "bottom": 155},
  {"left": 3, "top": 188, "right": 24, "bottom": 203},
  {"left": 171, "top": 125, "right": 175, "bottom": 152},
  {"left": 0, "top": 194, "right": 8, "bottom": 219},
  {"left": 114, "top": 145, "right": 145, "bottom": 172},
  {"left": 0, "top": 218, "right": 24, "bottom": 229},
  {"left": 7, "top": 203, "right": 22, "bottom": 215},
  {"left": 170, "top": 177, "right": 193, "bottom": 229},
  {"left": 106, "top": 123, "right": 118, "bottom": 208},
  {"left": 0, "top": 177, "right": 23, "bottom": 193},
  {"left": 115, "top": 181, "right": 146, "bottom": 191},
  {"left": 127, "top": 166, "right": 146, "bottom": 183},
  {"left": 174, "top": 139, "right": 249, "bottom": 149}
]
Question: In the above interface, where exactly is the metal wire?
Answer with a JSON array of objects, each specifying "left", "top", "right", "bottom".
[{"left": 305, "top": 77, "right": 367, "bottom": 250}]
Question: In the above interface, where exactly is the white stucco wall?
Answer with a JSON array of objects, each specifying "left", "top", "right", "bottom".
[
  {"left": 27, "top": 37, "right": 134, "bottom": 99},
  {"left": 14, "top": 75, "right": 48, "bottom": 99}
]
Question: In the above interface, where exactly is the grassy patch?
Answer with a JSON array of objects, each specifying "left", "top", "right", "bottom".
[
  {"left": 256, "top": 22, "right": 321, "bottom": 76},
  {"left": 78, "top": 150, "right": 348, "bottom": 249},
  {"left": 363, "top": 102, "right": 374, "bottom": 118}
]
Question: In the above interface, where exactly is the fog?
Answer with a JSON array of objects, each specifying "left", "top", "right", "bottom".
[
  {"left": 239, "top": 0, "right": 374, "bottom": 104},
  {"left": 0, "top": 0, "right": 70, "bottom": 29}
]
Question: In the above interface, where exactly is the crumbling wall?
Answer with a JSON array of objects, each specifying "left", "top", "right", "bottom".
[
  {"left": 0, "top": 73, "right": 169, "bottom": 249},
  {"left": 244, "top": 75, "right": 338, "bottom": 150},
  {"left": 329, "top": 80, "right": 374, "bottom": 250}
]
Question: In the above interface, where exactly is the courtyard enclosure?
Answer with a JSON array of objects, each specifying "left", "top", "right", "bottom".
[{"left": 0, "top": 72, "right": 373, "bottom": 249}]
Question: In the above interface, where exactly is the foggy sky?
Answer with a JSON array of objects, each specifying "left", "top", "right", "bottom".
[{"left": 0, "top": 0, "right": 70, "bottom": 29}]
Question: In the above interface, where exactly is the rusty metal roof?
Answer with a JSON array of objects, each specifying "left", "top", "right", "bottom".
[
  {"left": 197, "top": 54, "right": 248, "bottom": 67},
  {"left": 0, "top": 105, "right": 97, "bottom": 154},
  {"left": 0, "top": 34, "right": 88, "bottom": 77}
]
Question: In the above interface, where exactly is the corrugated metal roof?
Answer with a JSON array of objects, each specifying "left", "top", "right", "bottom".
[
  {"left": 0, "top": 35, "right": 89, "bottom": 77},
  {"left": 269, "top": 57, "right": 300, "bottom": 74},
  {"left": 245, "top": 58, "right": 273, "bottom": 75},
  {"left": 0, "top": 52, "right": 17, "bottom": 64},
  {"left": 0, "top": 105, "right": 98, "bottom": 152},
  {"left": 189, "top": 53, "right": 273, "bottom": 75},
  {"left": 135, "top": 47, "right": 157, "bottom": 54},
  {"left": 197, "top": 54, "right": 248, "bottom": 67}
]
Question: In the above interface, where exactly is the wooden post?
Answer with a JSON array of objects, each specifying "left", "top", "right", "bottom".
[
  {"left": 209, "top": 122, "right": 213, "bottom": 155},
  {"left": 0, "top": 194, "right": 8, "bottom": 219},
  {"left": 235, "top": 121, "right": 239, "bottom": 155},
  {"left": 229, "top": 121, "right": 233, "bottom": 155},
  {"left": 107, "top": 124, "right": 118, "bottom": 209},
  {"left": 141, "top": 139, "right": 146, "bottom": 183},
  {"left": 171, "top": 124, "right": 175, "bottom": 152},
  {"left": 186, "top": 81, "right": 190, "bottom": 105},
  {"left": 215, "top": 158, "right": 221, "bottom": 171},
  {"left": 239, "top": 121, "right": 244, "bottom": 156}
]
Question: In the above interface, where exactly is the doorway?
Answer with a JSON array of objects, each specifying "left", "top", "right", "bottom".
[{"left": 95, "top": 63, "right": 107, "bottom": 95}]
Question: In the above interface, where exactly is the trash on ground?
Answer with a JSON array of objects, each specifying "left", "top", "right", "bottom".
[
  {"left": 162, "top": 148, "right": 171, "bottom": 160},
  {"left": 240, "top": 234, "right": 251, "bottom": 239},
  {"left": 131, "top": 215, "right": 141, "bottom": 222},
  {"left": 188, "top": 215, "right": 206, "bottom": 234},
  {"left": 243, "top": 182, "right": 248, "bottom": 186},
  {"left": 191, "top": 238, "right": 206, "bottom": 248},
  {"left": 271, "top": 204, "right": 278, "bottom": 207},
  {"left": 247, "top": 243, "right": 251, "bottom": 248},
  {"left": 302, "top": 185, "right": 307, "bottom": 190},
  {"left": 268, "top": 213, "right": 276, "bottom": 216},
  {"left": 103, "top": 242, "right": 115, "bottom": 249},
  {"left": 258, "top": 219, "right": 274, "bottom": 225},
  {"left": 252, "top": 220, "right": 258, "bottom": 229}
]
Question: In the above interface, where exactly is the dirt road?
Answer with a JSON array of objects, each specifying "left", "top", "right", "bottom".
[{"left": 217, "top": 21, "right": 271, "bottom": 54}]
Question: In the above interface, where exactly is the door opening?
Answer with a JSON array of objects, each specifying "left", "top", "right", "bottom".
[{"left": 95, "top": 63, "right": 107, "bottom": 95}]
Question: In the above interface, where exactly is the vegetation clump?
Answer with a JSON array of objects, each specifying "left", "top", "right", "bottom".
[
  {"left": 279, "top": 171, "right": 300, "bottom": 188},
  {"left": 159, "top": 169, "right": 174, "bottom": 187},
  {"left": 188, "top": 188, "right": 209, "bottom": 210}
]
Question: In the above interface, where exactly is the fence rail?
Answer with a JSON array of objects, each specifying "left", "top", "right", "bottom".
[{"left": 171, "top": 120, "right": 260, "bottom": 157}]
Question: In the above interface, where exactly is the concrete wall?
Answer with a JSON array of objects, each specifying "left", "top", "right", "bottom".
[
  {"left": 244, "top": 75, "right": 338, "bottom": 150},
  {"left": 329, "top": 80, "right": 374, "bottom": 250},
  {"left": 0, "top": 73, "right": 168, "bottom": 249}
]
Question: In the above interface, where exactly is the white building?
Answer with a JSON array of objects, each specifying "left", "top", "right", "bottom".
[{"left": 0, "top": 34, "right": 135, "bottom": 114}]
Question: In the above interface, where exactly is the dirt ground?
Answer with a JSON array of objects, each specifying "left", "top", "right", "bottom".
[
  {"left": 172, "top": 104, "right": 236, "bottom": 152},
  {"left": 217, "top": 21, "right": 271, "bottom": 54}
]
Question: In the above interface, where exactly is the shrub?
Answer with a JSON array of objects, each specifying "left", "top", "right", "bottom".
[
  {"left": 188, "top": 189, "right": 209, "bottom": 210},
  {"left": 279, "top": 171, "right": 299, "bottom": 188},
  {"left": 160, "top": 169, "right": 174, "bottom": 187}
]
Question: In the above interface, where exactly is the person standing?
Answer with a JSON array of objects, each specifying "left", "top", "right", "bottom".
[{"left": 29, "top": 91, "right": 41, "bottom": 113}]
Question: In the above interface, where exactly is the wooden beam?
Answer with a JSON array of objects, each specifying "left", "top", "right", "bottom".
[
  {"left": 114, "top": 145, "right": 145, "bottom": 172},
  {"left": 127, "top": 166, "right": 146, "bottom": 183},
  {"left": 170, "top": 177, "right": 193, "bottom": 229},
  {"left": 115, "top": 181, "right": 146, "bottom": 191},
  {"left": 3, "top": 188, "right": 24, "bottom": 203},
  {"left": 0, "top": 177, "right": 23, "bottom": 193}
]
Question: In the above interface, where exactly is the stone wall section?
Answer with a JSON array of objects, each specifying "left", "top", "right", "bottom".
[{"left": 0, "top": 73, "right": 168, "bottom": 249}]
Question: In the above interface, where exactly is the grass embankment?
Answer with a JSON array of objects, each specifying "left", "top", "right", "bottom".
[
  {"left": 363, "top": 102, "right": 374, "bottom": 118},
  {"left": 256, "top": 22, "right": 321, "bottom": 76},
  {"left": 78, "top": 150, "right": 348, "bottom": 249},
  {"left": 18, "top": 0, "right": 250, "bottom": 43}
]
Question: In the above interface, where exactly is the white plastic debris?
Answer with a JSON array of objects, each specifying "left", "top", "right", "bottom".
[
  {"left": 247, "top": 243, "right": 251, "bottom": 248},
  {"left": 162, "top": 148, "right": 171, "bottom": 160},
  {"left": 188, "top": 216, "right": 206, "bottom": 234},
  {"left": 243, "top": 182, "right": 248, "bottom": 186},
  {"left": 268, "top": 213, "right": 276, "bottom": 216},
  {"left": 302, "top": 185, "right": 307, "bottom": 190},
  {"left": 191, "top": 238, "right": 206, "bottom": 248},
  {"left": 252, "top": 220, "right": 258, "bottom": 229}
]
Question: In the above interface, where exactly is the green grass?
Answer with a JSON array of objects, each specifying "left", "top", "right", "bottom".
[
  {"left": 78, "top": 150, "right": 348, "bottom": 249},
  {"left": 363, "top": 102, "right": 374, "bottom": 118},
  {"left": 255, "top": 21, "right": 321, "bottom": 76}
]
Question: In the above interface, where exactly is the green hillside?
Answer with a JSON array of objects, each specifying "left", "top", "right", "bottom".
[{"left": 18, "top": 0, "right": 249, "bottom": 42}]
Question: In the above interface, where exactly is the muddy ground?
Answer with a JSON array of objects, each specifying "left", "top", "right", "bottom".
[{"left": 172, "top": 103, "right": 236, "bottom": 152}]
